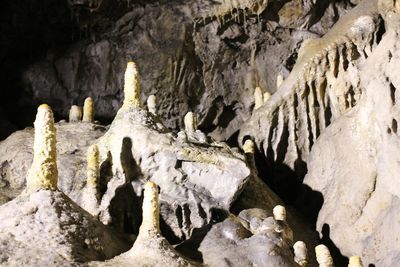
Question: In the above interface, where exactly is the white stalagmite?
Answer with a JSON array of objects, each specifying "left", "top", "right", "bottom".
[
  {"left": 26, "top": 104, "right": 58, "bottom": 192},
  {"left": 348, "top": 256, "right": 363, "bottom": 267},
  {"left": 315, "top": 244, "right": 334, "bottom": 267},
  {"left": 82, "top": 97, "right": 95, "bottom": 122},
  {"left": 123, "top": 61, "right": 142, "bottom": 108},
  {"left": 139, "top": 181, "right": 160, "bottom": 236},
  {"left": 293, "top": 241, "right": 308, "bottom": 267},
  {"left": 69, "top": 105, "right": 82, "bottom": 122},
  {"left": 273, "top": 205, "right": 287, "bottom": 221},
  {"left": 184, "top": 112, "right": 198, "bottom": 133},
  {"left": 254, "top": 86, "right": 264, "bottom": 110},
  {"left": 147, "top": 94, "right": 157, "bottom": 115},
  {"left": 277, "top": 74, "right": 284, "bottom": 89}
]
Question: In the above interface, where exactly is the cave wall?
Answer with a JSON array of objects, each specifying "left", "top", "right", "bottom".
[{"left": 11, "top": 0, "right": 356, "bottom": 141}]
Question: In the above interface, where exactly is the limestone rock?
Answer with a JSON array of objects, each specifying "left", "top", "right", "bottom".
[
  {"left": 0, "top": 190, "right": 130, "bottom": 266},
  {"left": 95, "top": 104, "right": 250, "bottom": 240},
  {"left": 302, "top": 7, "right": 400, "bottom": 266}
]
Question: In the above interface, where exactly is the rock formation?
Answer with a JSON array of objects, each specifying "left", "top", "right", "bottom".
[{"left": 83, "top": 97, "right": 95, "bottom": 123}]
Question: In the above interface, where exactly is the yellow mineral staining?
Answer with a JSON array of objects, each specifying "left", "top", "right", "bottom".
[
  {"left": 243, "top": 139, "right": 255, "bottom": 154},
  {"left": 147, "top": 94, "right": 157, "bottom": 116},
  {"left": 26, "top": 104, "right": 58, "bottom": 192},
  {"left": 315, "top": 244, "right": 334, "bottom": 267},
  {"left": 348, "top": 256, "right": 363, "bottom": 267},
  {"left": 86, "top": 144, "right": 100, "bottom": 192},
  {"left": 139, "top": 181, "right": 160, "bottom": 236},
  {"left": 83, "top": 97, "right": 95, "bottom": 122},
  {"left": 273, "top": 205, "right": 287, "bottom": 221},
  {"left": 181, "top": 147, "right": 221, "bottom": 166},
  {"left": 293, "top": 241, "right": 308, "bottom": 267},
  {"left": 277, "top": 74, "right": 284, "bottom": 90},
  {"left": 69, "top": 105, "right": 82, "bottom": 122},
  {"left": 254, "top": 86, "right": 264, "bottom": 110},
  {"left": 184, "top": 112, "right": 198, "bottom": 133},
  {"left": 123, "top": 61, "right": 142, "bottom": 108}
]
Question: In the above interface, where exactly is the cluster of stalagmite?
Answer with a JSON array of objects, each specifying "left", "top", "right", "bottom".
[
  {"left": 68, "top": 97, "right": 95, "bottom": 122},
  {"left": 83, "top": 97, "right": 95, "bottom": 122},
  {"left": 315, "top": 244, "right": 334, "bottom": 267},
  {"left": 139, "top": 181, "right": 160, "bottom": 236},
  {"left": 26, "top": 104, "right": 58, "bottom": 193},
  {"left": 69, "top": 105, "right": 82, "bottom": 122},
  {"left": 123, "top": 61, "right": 142, "bottom": 108}
]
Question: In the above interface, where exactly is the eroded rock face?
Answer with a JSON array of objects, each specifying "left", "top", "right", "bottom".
[
  {"left": 19, "top": 0, "right": 355, "bottom": 141},
  {"left": 95, "top": 104, "right": 250, "bottom": 241},
  {"left": 302, "top": 5, "right": 400, "bottom": 266},
  {"left": 0, "top": 122, "right": 107, "bottom": 205},
  {"left": 0, "top": 190, "right": 130, "bottom": 266},
  {"left": 239, "top": 0, "right": 382, "bottom": 202}
]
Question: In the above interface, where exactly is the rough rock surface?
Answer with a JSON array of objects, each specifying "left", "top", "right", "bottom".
[
  {"left": 302, "top": 4, "right": 400, "bottom": 266},
  {"left": 0, "top": 189, "right": 130, "bottom": 266},
  {"left": 0, "top": 122, "right": 107, "bottom": 205},
  {"left": 239, "top": 0, "right": 382, "bottom": 202},
  {"left": 19, "top": 0, "right": 356, "bottom": 141},
  {"left": 199, "top": 212, "right": 294, "bottom": 267},
  {"left": 95, "top": 104, "right": 250, "bottom": 241}
]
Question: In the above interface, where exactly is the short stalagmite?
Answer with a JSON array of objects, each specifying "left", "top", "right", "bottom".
[{"left": 83, "top": 97, "right": 95, "bottom": 122}]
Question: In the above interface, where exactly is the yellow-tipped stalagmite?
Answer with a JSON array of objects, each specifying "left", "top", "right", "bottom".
[
  {"left": 254, "top": 86, "right": 264, "bottom": 110},
  {"left": 273, "top": 205, "right": 287, "bottom": 221},
  {"left": 69, "top": 105, "right": 82, "bottom": 122},
  {"left": 147, "top": 94, "right": 157, "bottom": 116},
  {"left": 348, "top": 256, "right": 363, "bottom": 267},
  {"left": 82, "top": 97, "right": 95, "bottom": 122},
  {"left": 263, "top": 91, "right": 271, "bottom": 103},
  {"left": 184, "top": 112, "right": 198, "bottom": 133},
  {"left": 139, "top": 181, "right": 160, "bottom": 236},
  {"left": 123, "top": 61, "right": 142, "bottom": 108},
  {"left": 26, "top": 104, "right": 58, "bottom": 192},
  {"left": 315, "top": 244, "right": 334, "bottom": 267},
  {"left": 86, "top": 144, "right": 100, "bottom": 194},
  {"left": 277, "top": 74, "right": 284, "bottom": 89},
  {"left": 293, "top": 241, "right": 308, "bottom": 267}
]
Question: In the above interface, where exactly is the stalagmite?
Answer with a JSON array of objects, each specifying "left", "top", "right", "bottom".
[
  {"left": 25, "top": 104, "right": 58, "bottom": 193},
  {"left": 293, "top": 241, "right": 308, "bottom": 267},
  {"left": 315, "top": 244, "right": 334, "bottom": 267},
  {"left": 348, "top": 256, "right": 363, "bottom": 267},
  {"left": 254, "top": 86, "right": 264, "bottom": 110},
  {"left": 86, "top": 144, "right": 100, "bottom": 195},
  {"left": 69, "top": 105, "right": 83, "bottom": 122},
  {"left": 263, "top": 91, "right": 271, "bottom": 103},
  {"left": 273, "top": 205, "right": 286, "bottom": 221},
  {"left": 123, "top": 61, "right": 142, "bottom": 108},
  {"left": 82, "top": 97, "right": 95, "bottom": 122},
  {"left": 147, "top": 94, "right": 157, "bottom": 116},
  {"left": 184, "top": 111, "right": 198, "bottom": 133},
  {"left": 139, "top": 181, "right": 160, "bottom": 236},
  {"left": 277, "top": 74, "right": 284, "bottom": 89}
]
